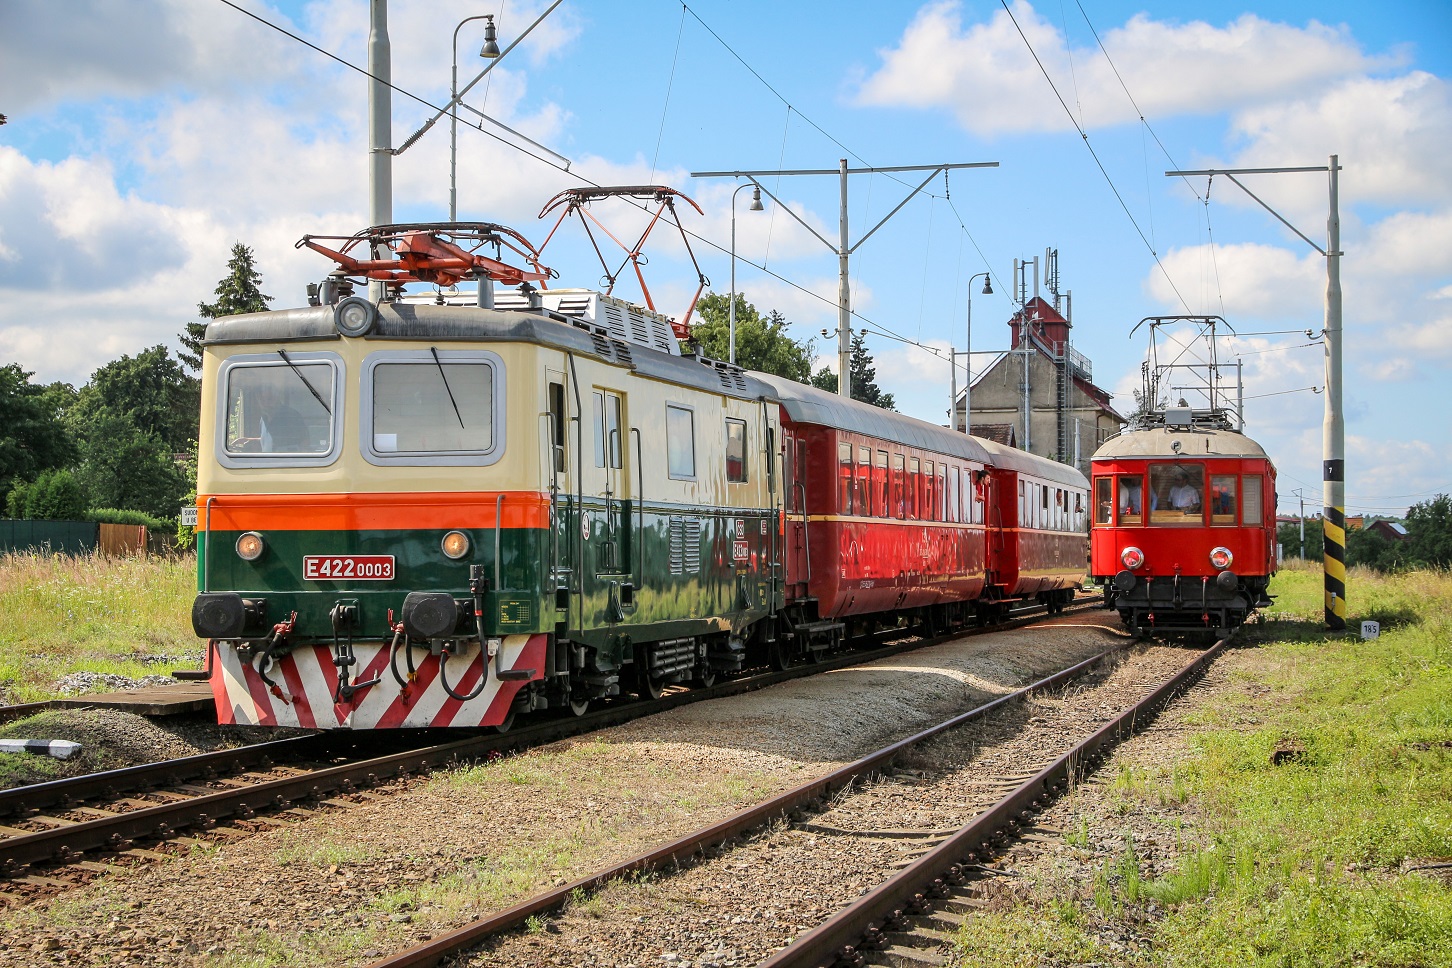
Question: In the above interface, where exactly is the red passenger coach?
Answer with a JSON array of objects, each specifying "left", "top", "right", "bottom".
[
  {"left": 756, "top": 377, "right": 1088, "bottom": 654},
  {"left": 1090, "top": 410, "right": 1277, "bottom": 634}
]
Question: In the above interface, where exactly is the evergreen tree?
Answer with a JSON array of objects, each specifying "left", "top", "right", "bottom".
[
  {"left": 809, "top": 330, "right": 895, "bottom": 410},
  {"left": 690, "top": 294, "right": 814, "bottom": 383},
  {"left": 181, "top": 242, "right": 272, "bottom": 371}
]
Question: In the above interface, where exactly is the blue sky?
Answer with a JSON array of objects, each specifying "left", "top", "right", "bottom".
[{"left": 2, "top": 0, "right": 1449, "bottom": 516}]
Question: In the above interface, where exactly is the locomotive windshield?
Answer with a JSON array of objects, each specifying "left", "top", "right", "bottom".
[
  {"left": 371, "top": 357, "right": 494, "bottom": 454},
  {"left": 224, "top": 360, "right": 334, "bottom": 456}
]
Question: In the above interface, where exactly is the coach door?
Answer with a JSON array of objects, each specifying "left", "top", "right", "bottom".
[{"left": 782, "top": 429, "right": 809, "bottom": 597}]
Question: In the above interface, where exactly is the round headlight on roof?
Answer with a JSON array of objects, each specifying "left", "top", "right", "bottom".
[
  {"left": 441, "top": 530, "right": 471, "bottom": 560},
  {"left": 1209, "top": 546, "right": 1234, "bottom": 569},
  {"left": 334, "top": 295, "right": 377, "bottom": 337},
  {"left": 1121, "top": 546, "right": 1145, "bottom": 570},
  {"left": 236, "top": 532, "right": 266, "bottom": 561}
]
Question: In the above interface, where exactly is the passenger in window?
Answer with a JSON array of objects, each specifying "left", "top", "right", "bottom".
[
  {"left": 1119, "top": 478, "right": 1143, "bottom": 514},
  {"left": 231, "top": 382, "right": 307, "bottom": 453},
  {"left": 1169, "top": 470, "right": 1201, "bottom": 511},
  {"left": 1211, "top": 481, "right": 1234, "bottom": 515}
]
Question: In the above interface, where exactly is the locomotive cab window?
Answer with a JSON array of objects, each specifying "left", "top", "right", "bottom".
[
  {"left": 218, "top": 353, "right": 342, "bottom": 467},
  {"left": 725, "top": 418, "right": 748, "bottom": 483},
  {"left": 1149, "top": 463, "right": 1204, "bottom": 524},
  {"left": 1210, "top": 475, "right": 1237, "bottom": 525},
  {"left": 362, "top": 351, "right": 503, "bottom": 466}
]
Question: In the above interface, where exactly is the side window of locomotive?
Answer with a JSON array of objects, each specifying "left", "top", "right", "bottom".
[
  {"left": 857, "top": 446, "right": 872, "bottom": 517},
  {"left": 725, "top": 418, "right": 748, "bottom": 483},
  {"left": 592, "top": 391, "right": 606, "bottom": 467},
  {"left": 1210, "top": 475, "right": 1237, "bottom": 525},
  {"left": 548, "top": 380, "right": 567, "bottom": 473},
  {"left": 838, "top": 442, "right": 854, "bottom": 513},
  {"left": 1241, "top": 475, "right": 1264, "bottom": 526},
  {"left": 222, "top": 358, "right": 337, "bottom": 461},
  {"left": 666, "top": 404, "right": 696, "bottom": 480},
  {"left": 366, "top": 354, "right": 501, "bottom": 464},
  {"left": 892, "top": 454, "right": 906, "bottom": 519},
  {"left": 1149, "top": 463, "right": 1205, "bottom": 524},
  {"left": 907, "top": 457, "right": 920, "bottom": 519}
]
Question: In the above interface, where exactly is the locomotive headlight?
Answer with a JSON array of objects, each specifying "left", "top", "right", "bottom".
[
  {"left": 333, "top": 295, "right": 377, "bottom": 337},
  {"left": 1121, "top": 546, "right": 1145, "bottom": 570},
  {"left": 235, "top": 532, "right": 266, "bottom": 561},
  {"left": 441, "top": 530, "right": 471, "bottom": 560},
  {"left": 1209, "top": 547, "right": 1234, "bottom": 569}
]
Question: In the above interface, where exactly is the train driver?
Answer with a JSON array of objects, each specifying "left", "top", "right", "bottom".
[
  {"left": 229, "top": 380, "right": 308, "bottom": 453},
  {"left": 1169, "top": 469, "right": 1201, "bottom": 512},
  {"left": 1118, "top": 477, "right": 1145, "bottom": 515}
]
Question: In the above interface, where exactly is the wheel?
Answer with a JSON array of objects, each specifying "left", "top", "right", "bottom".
[
  {"left": 694, "top": 666, "right": 717, "bottom": 689},
  {"left": 492, "top": 709, "right": 515, "bottom": 733},
  {"left": 768, "top": 639, "right": 792, "bottom": 671},
  {"left": 568, "top": 693, "right": 590, "bottom": 717},
  {"left": 638, "top": 672, "right": 664, "bottom": 701}
]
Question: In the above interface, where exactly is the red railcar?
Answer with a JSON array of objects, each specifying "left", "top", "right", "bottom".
[
  {"left": 756, "top": 376, "right": 1088, "bottom": 657},
  {"left": 1090, "top": 418, "right": 1276, "bottom": 634}
]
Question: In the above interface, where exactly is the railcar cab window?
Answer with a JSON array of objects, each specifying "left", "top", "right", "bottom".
[
  {"left": 1149, "top": 463, "right": 1204, "bottom": 524},
  {"left": 725, "top": 418, "right": 748, "bottom": 483},
  {"left": 1242, "top": 475, "right": 1264, "bottom": 526},
  {"left": 1210, "top": 475, "right": 1237, "bottom": 525},
  {"left": 666, "top": 404, "right": 696, "bottom": 480},
  {"left": 362, "top": 350, "right": 503, "bottom": 466},
  {"left": 219, "top": 353, "right": 341, "bottom": 467}
]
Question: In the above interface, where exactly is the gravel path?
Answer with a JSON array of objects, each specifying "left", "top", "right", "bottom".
[{"left": 0, "top": 612, "right": 1123, "bottom": 967}]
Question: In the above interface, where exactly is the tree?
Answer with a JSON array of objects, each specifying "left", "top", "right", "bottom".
[
  {"left": 6, "top": 469, "right": 87, "bottom": 520},
  {"left": 181, "top": 242, "right": 273, "bottom": 371},
  {"left": 73, "top": 411, "right": 188, "bottom": 521},
  {"left": 1406, "top": 494, "right": 1452, "bottom": 568},
  {"left": 690, "top": 294, "right": 814, "bottom": 383},
  {"left": 1277, "top": 518, "right": 1323, "bottom": 561},
  {"left": 810, "top": 330, "right": 895, "bottom": 410},
  {"left": 71, "top": 345, "right": 199, "bottom": 455},
  {"left": 0, "top": 364, "right": 76, "bottom": 504}
]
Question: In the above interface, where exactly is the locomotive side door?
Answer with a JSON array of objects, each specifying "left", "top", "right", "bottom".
[
  {"left": 545, "top": 369, "right": 575, "bottom": 625},
  {"left": 585, "top": 386, "right": 634, "bottom": 622}
]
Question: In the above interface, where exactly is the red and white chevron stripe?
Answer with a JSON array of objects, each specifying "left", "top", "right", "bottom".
[{"left": 209, "top": 635, "right": 547, "bottom": 729}]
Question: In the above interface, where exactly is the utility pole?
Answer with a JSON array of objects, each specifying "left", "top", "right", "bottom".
[
  {"left": 693, "top": 161, "right": 998, "bottom": 398},
  {"left": 1166, "top": 157, "right": 1344, "bottom": 630},
  {"left": 367, "top": 0, "right": 391, "bottom": 304}
]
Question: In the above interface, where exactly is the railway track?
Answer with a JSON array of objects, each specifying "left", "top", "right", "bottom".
[
  {"left": 363, "top": 625, "right": 1215, "bottom": 968},
  {"left": 0, "top": 599, "right": 1099, "bottom": 902}
]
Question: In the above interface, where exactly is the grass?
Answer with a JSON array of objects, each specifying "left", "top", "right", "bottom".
[
  {"left": 0, "top": 551, "right": 199, "bottom": 703},
  {"left": 956, "top": 564, "right": 1452, "bottom": 967}
]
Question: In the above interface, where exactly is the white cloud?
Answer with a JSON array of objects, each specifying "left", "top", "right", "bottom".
[
  {"left": 1150, "top": 242, "right": 1322, "bottom": 318},
  {"left": 855, "top": 1, "right": 1388, "bottom": 136}
]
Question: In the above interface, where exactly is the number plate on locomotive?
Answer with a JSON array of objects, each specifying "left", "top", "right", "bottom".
[{"left": 303, "top": 555, "right": 396, "bottom": 581}]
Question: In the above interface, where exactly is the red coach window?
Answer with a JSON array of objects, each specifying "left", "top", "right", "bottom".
[
  {"left": 875, "top": 450, "right": 889, "bottom": 517},
  {"left": 907, "top": 457, "right": 920, "bottom": 519},
  {"left": 892, "top": 454, "right": 906, "bottom": 518},
  {"left": 838, "top": 441, "right": 853, "bottom": 513},
  {"left": 857, "top": 446, "right": 872, "bottom": 517},
  {"left": 923, "top": 461, "right": 936, "bottom": 521}
]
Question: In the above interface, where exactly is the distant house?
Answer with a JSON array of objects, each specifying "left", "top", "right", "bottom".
[
  {"left": 1368, "top": 520, "right": 1409, "bottom": 542},
  {"left": 957, "top": 293, "right": 1124, "bottom": 477}
]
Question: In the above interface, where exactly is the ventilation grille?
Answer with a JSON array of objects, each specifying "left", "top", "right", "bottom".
[{"left": 668, "top": 516, "right": 701, "bottom": 575}]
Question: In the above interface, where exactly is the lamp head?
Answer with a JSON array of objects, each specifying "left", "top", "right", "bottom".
[
  {"left": 749, "top": 186, "right": 764, "bottom": 211},
  {"left": 981, "top": 276, "right": 993, "bottom": 295},
  {"left": 479, "top": 15, "right": 501, "bottom": 58}
]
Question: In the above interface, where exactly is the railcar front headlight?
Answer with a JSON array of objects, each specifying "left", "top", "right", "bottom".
[
  {"left": 1121, "top": 546, "right": 1145, "bottom": 570},
  {"left": 1209, "top": 546, "right": 1233, "bottom": 569},
  {"left": 441, "top": 530, "right": 471, "bottom": 560},
  {"left": 236, "top": 532, "right": 266, "bottom": 561}
]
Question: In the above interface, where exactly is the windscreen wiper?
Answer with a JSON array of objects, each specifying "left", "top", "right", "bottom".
[
  {"left": 276, "top": 349, "right": 331, "bottom": 415},
  {"left": 430, "top": 347, "right": 466, "bottom": 429}
]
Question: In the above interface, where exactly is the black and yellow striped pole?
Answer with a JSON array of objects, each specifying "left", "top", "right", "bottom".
[
  {"left": 1322, "top": 156, "right": 1346, "bottom": 630},
  {"left": 1167, "top": 156, "right": 1347, "bottom": 630}
]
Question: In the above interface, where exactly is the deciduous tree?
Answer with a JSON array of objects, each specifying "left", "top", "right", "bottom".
[{"left": 690, "top": 294, "right": 814, "bottom": 383}]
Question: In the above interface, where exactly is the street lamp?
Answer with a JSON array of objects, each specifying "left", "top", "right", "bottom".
[
  {"left": 451, "top": 14, "right": 501, "bottom": 223},
  {"left": 950, "top": 272, "right": 993, "bottom": 434},
  {"left": 728, "top": 184, "right": 764, "bottom": 365}
]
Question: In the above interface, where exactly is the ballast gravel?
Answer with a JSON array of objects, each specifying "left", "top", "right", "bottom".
[{"left": 0, "top": 612, "right": 1127, "bottom": 967}]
